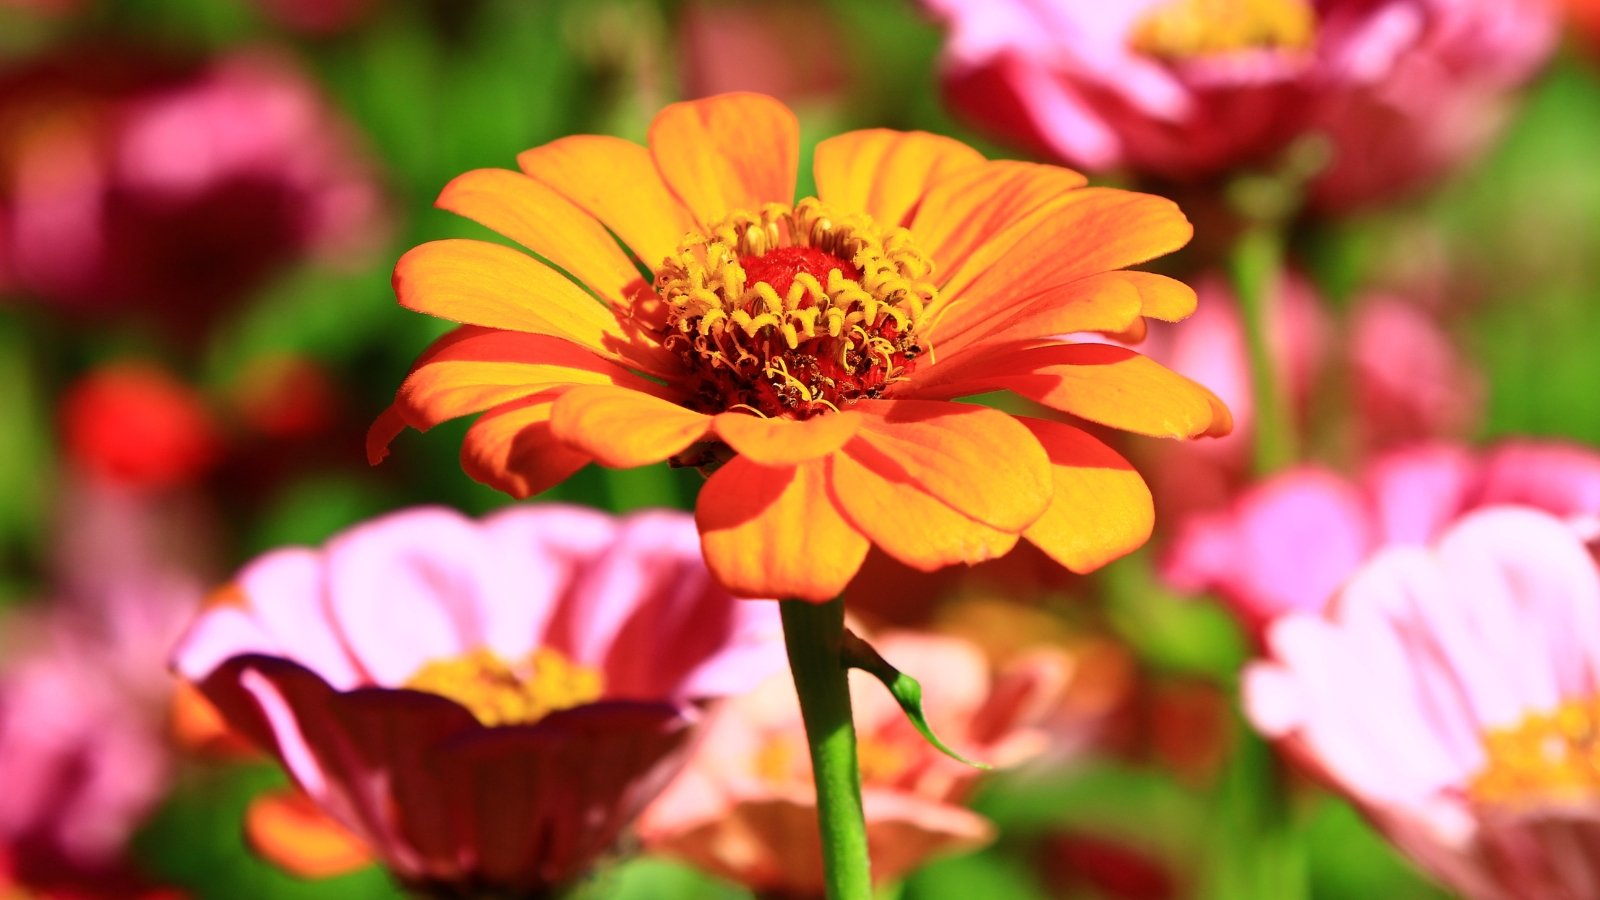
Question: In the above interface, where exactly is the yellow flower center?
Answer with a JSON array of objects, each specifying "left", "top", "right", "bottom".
[
  {"left": 653, "top": 198, "right": 938, "bottom": 419},
  {"left": 404, "top": 646, "right": 604, "bottom": 727},
  {"left": 1129, "top": 0, "right": 1316, "bottom": 59},
  {"left": 1468, "top": 696, "right": 1600, "bottom": 809}
]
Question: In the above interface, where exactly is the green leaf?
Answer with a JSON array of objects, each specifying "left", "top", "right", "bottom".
[{"left": 842, "top": 630, "right": 990, "bottom": 771}]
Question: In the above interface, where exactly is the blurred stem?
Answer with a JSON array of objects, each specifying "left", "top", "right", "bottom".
[
  {"left": 1229, "top": 222, "right": 1296, "bottom": 475},
  {"left": 781, "top": 597, "right": 872, "bottom": 900},
  {"left": 1203, "top": 714, "right": 1308, "bottom": 900}
]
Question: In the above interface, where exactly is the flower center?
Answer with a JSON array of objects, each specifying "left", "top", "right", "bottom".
[
  {"left": 404, "top": 646, "right": 604, "bottom": 727},
  {"left": 653, "top": 198, "right": 937, "bottom": 419},
  {"left": 1129, "top": 0, "right": 1315, "bottom": 59},
  {"left": 1468, "top": 696, "right": 1600, "bottom": 809}
]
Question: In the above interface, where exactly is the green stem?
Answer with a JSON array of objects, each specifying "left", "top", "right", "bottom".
[
  {"left": 1229, "top": 223, "right": 1296, "bottom": 476},
  {"left": 780, "top": 597, "right": 872, "bottom": 900}
]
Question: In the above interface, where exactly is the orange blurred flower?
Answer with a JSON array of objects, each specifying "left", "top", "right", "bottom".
[{"left": 372, "top": 92, "right": 1230, "bottom": 601}]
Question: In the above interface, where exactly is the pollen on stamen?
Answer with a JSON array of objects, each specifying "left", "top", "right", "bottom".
[
  {"left": 405, "top": 646, "right": 604, "bottom": 727},
  {"left": 1130, "top": 0, "right": 1316, "bottom": 59},
  {"left": 1468, "top": 695, "right": 1600, "bottom": 810},
  {"left": 653, "top": 198, "right": 937, "bottom": 420}
]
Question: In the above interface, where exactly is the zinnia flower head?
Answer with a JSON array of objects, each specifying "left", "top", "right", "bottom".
[
  {"left": 371, "top": 92, "right": 1230, "bottom": 602},
  {"left": 170, "top": 504, "right": 783, "bottom": 896},
  {"left": 925, "top": 0, "right": 1557, "bottom": 209},
  {"left": 1164, "top": 440, "right": 1600, "bottom": 632},
  {"left": 1247, "top": 507, "right": 1600, "bottom": 899},
  {"left": 637, "top": 631, "right": 1070, "bottom": 895}
]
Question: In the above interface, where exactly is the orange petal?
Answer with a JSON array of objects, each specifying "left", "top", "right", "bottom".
[
  {"left": 850, "top": 400, "right": 1051, "bottom": 532},
  {"left": 648, "top": 93, "right": 798, "bottom": 224},
  {"left": 812, "top": 129, "right": 985, "bottom": 227},
  {"left": 367, "top": 403, "right": 407, "bottom": 465},
  {"left": 712, "top": 410, "right": 861, "bottom": 465},
  {"left": 696, "top": 457, "right": 868, "bottom": 601},
  {"left": 1121, "top": 271, "right": 1197, "bottom": 322},
  {"left": 911, "top": 344, "right": 1231, "bottom": 439},
  {"left": 396, "top": 328, "right": 656, "bottom": 432},
  {"left": 436, "top": 168, "right": 645, "bottom": 307},
  {"left": 830, "top": 450, "right": 1018, "bottom": 572},
  {"left": 394, "top": 239, "right": 665, "bottom": 371},
  {"left": 246, "top": 790, "right": 372, "bottom": 880},
  {"left": 549, "top": 385, "right": 711, "bottom": 468},
  {"left": 517, "top": 134, "right": 695, "bottom": 269},
  {"left": 932, "top": 271, "right": 1145, "bottom": 362},
  {"left": 461, "top": 391, "right": 592, "bottom": 499},
  {"left": 929, "top": 189, "right": 1191, "bottom": 344},
  {"left": 911, "top": 160, "right": 1088, "bottom": 285},
  {"left": 1018, "top": 417, "right": 1154, "bottom": 573}
]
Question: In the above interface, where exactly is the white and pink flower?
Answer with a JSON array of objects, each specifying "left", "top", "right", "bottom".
[
  {"left": 1247, "top": 507, "right": 1600, "bottom": 899},
  {"left": 171, "top": 504, "right": 783, "bottom": 896}
]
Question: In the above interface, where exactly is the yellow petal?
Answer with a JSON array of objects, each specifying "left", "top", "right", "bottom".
[
  {"left": 648, "top": 92, "right": 798, "bottom": 224},
  {"left": 1018, "top": 417, "right": 1154, "bottom": 572},
  {"left": 712, "top": 410, "right": 862, "bottom": 465},
  {"left": 696, "top": 457, "right": 868, "bottom": 601},
  {"left": 850, "top": 400, "right": 1051, "bottom": 532},
  {"left": 394, "top": 239, "right": 667, "bottom": 372},
  {"left": 929, "top": 189, "right": 1192, "bottom": 344},
  {"left": 517, "top": 134, "right": 696, "bottom": 269},
  {"left": 909, "top": 344, "right": 1232, "bottom": 439},
  {"left": 436, "top": 168, "right": 645, "bottom": 308},
  {"left": 549, "top": 384, "right": 712, "bottom": 468},
  {"left": 812, "top": 129, "right": 985, "bottom": 227},
  {"left": 246, "top": 790, "right": 373, "bottom": 880},
  {"left": 396, "top": 328, "right": 655, "bottom": 431},
  {"left": 911, "top": 159, "right": 1088, "bottom": 284},
  {"left": 830, "top": 451, "right": 1019, "bottom": 572}
]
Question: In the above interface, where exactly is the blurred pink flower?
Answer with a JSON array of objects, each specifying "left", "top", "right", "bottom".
[
  {"left": 925, "top": 0, "right": 1556, "bottom": 209},
  {"left": 0, "top": 479, "right": 207, "bottom": 887},
  {"left": 638, "top": 632, "right": 1068, "bottom": 896},
  {"left": 1163, "top": 440, "right": 1600, "bottom": 631},
  {"left": 0, "top": 47, "right": 383, "bottom": 334},
  {"left": 171, "top": 504, "right": 783, "bottom": 895},
  {"left": 677, "top": 0, "right": 848, "bottom": 104},
  {"left": 1246, "top": 507, "right": 1600, "bottom": 899},
  {"left": 1135, "top": 272, "right": 1478, "bottom": 521}
]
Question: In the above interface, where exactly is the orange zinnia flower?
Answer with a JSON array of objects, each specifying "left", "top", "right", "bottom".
[{"left": 371, "top": 92, "right": 1230, "bottom": 602}]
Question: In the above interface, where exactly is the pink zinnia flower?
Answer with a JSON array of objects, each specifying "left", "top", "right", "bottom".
[
  {"left": 171, "top": 504, "right": 783, "bottom": 896},
  {"left": 0, "top": 47, "right": 382, "bottom": 335},
  {"left": 1246, "top": 507, "right": 1600, "bottom": 899},
  {"left": 924, "top": 0, "right": 1556, "bottom": 209},
  {"left": 0, "top": 479, "right": 208, "bottom": 886},
  {"left": 1163, "top": 440, "right": 1600, "bottom": 631},
  {"left": 637, "top": 632, "right": 1069, "bottom": 896}
]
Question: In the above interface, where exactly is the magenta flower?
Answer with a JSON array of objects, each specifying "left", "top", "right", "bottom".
[
  {"left": 0, "top": 47, "right": 382, "bottom": 335},
  {"left": 637, "top": 632, "right": 1068, "bottom": 896},
  {"left": 1164, "top": 440, "right": 1600, "bottom": 631},
  {"left": 1247, "top": 507, "right": 1600, "bottom": 899},
  {"left": 924, "top": 0, "right": 1556, "bottom": 209},
  {"left": 171, "top": 504, "right": 783, "bottom": 895}
]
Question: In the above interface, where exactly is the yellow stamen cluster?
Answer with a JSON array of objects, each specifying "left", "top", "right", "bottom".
[
  {"left": 405, "top": 646, "right": 604, "bottom": 728},
  {"left": 653, "top": 198, "right": 938, "bottom": 418},
  {"left": 1469, "top": 696, "right": 1600, "bottom": 809},
  {"left": 1130, "top": 0, "right": 1316, "bottom": 59}
]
